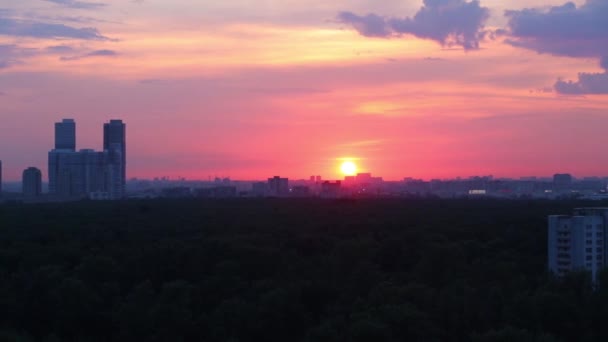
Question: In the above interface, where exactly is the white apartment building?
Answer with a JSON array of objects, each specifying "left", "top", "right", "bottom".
[{"left": 548, "top": 208, "right": 608, "bottom": 281}]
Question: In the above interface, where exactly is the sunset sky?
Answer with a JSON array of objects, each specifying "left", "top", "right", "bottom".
[{"left": 1, "top": 0, "right": 607, "bottom": 181}]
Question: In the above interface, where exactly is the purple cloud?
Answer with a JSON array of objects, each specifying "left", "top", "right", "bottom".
[
  {"left": 505, "top": 0, "right": 608, "bottom": 94},
  {"left": 337, "top": 0, "right": 490, "bottom": 50},
  {"left": 0, "top": 44, "right": 36, "bottom": 69},
  {"left": 45, "top": 45, "right": 76, "bottom": 54},
  {"left": 60, "top": 49, "right": 118, "bottom": 61},
  {"left": 505, "top": 1, "right": 608, "bottom": 58},
  {"left": 554, "top": 58, "right": 608, "bottom": 95},
  {"left": 0, "top": 16, "right": 107, "bottom": 40},
  {"left": 43, "top": 0, "right": 106, "bottom": 10}
]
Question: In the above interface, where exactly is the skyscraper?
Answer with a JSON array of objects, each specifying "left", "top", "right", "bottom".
[
  {"left": 104, "top": 120, "right": 126, "bottom": 194},
  {"left": 55, "top": 119, "right": 76, "bottom": 151},
  {"left": 0, "top": 160, "right": 3, "bottom": 196},
  {"left": 22, "top": 167, "right": 42, "bottom": 198}
]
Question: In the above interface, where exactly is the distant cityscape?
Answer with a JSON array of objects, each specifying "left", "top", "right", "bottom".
[{"left": 1, "top": 118, "right": 608, "bottom": 202}]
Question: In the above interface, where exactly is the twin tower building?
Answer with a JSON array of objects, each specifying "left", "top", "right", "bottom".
[{"left": 48, "top": 119, "right": 126, "bottom": 200}]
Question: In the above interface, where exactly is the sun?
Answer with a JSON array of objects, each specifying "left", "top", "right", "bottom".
[{"left": 340, "top": 161, "right": 358, "bottom": 176}]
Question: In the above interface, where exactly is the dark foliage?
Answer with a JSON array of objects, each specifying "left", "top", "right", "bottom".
[{"left": 0, "top": 199, "right": 607, "bottom": 341}]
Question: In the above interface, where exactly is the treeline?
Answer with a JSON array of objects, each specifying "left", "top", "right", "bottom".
[{"left": 0, "top": 199, "right": 607, "bottom": 341}]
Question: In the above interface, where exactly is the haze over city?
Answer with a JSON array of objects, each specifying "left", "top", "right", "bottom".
[{"left": 1, "top": 0, "right": 608, "bottom": 181}]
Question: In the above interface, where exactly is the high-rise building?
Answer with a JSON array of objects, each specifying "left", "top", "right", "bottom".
[
  {"left": 55, "top": 119, "right": 76, "bottom": 151},
  {"left": 548, "top": 208, "right": 608, "bottom": 282},
  {"left": 104, "top": 120, "right": 126, "bottom": 194},
  {"left": 0, "top": 160, "right": 3, "bottom": 196},
  {"left": 22, "top": 167, "right": 42, "bottom": 198},
  {"left": 48, "top": 119, "right": 125, "bottom": 200}
]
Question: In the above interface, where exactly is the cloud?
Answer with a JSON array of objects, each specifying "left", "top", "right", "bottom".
[
  {"left": 60, "top": 49, "right": 118, "bottom": 61},
  {"left": 45, "top": 45, "right": 76, "bottom": 54},
  {"left": 0, "top": 16, "right": 107, "bottom": 40},
  {"left": 0, "top": 44, "right": 36, "bottom": 69},
  {"left": 337, "top": 0, "right": 490, "bottom": 50},
  {"left": 554, "top": 58, "right": 608, "bottom": 95},
  {"left": 43, "top": 0, "right": 106, "bottom": 10},
  {"left": 505, "top": 1, "right": 608, "bottom": 59},
  {"left": 504, "top": 1, "right": 608, "bottom": 94}
]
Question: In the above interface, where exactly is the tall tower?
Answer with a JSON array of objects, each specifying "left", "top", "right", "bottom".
[
  {"left": 55, "top": 119, "right": 76, "bottom": 151},
  {"left": 49, "top": 119, "right": 77, "bottom": 196},
  {"left": 103, "top": 120, "right": 126, "bottom": 195},
  {"left": 0, "top": 160, "right": 3, "bottom": 196}
]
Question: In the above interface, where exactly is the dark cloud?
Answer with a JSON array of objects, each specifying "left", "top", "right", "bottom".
[
  {"left": 60, "top": 49, "right": 117, "bottom": 61},
  {"left": 337, "top": 0, "right": 490, "bottom": 50},
  {"left": 0, "top": 16, "right": 107, "bottom": 40},
  {"left": 505, "top": 1, "right": 608, "bottom": 94},
  {"left": 43, "top": 0, "right": 106, "bottom": 10}
]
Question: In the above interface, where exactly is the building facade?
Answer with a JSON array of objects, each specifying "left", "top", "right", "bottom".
[
  {"left": 22, "top": 167, "right": 42, "bottom": 198},
  {"left": 548, "top": 208, "right": 608, "bottom": 281}
]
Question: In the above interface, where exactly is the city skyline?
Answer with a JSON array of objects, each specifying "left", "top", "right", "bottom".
[{"left": 1, "top": 0, "right": 608, "bottom": 181}]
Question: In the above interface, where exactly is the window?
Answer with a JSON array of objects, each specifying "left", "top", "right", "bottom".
[
  {"left": 598, "top": 232, "right": 604, "bottom": 237},
  {"left": 587, "top": 248, "right": 593, "bottom": 253},
  {"left": 587, "top": 233, "right": 594, "bottom": 238},
  {"left": 598, "top": 255, "right": 603, "bottom": 260},
  {"left": 587, "top": 240, "right": 594, "bottom": 245},
  {"left": 587, "top": 255, "right": 593, "bottom": 261}
]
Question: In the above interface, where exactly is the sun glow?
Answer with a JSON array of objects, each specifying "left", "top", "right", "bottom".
[{"left": 340, "top": 161, "right": 358, "bottom": 176}]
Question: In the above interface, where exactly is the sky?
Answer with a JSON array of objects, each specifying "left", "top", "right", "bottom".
[{"left": 1, "top": 0, "right": 607, "bottom": 181}]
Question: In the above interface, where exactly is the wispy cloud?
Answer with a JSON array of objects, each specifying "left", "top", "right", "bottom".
[
  {"left": 60, "top": 49, "right": 117, "bottom": 61},
  {"left": 45, "top": 45, "right": 77, "bottom": 54},
  {"left": 0, "top": 44, "right": 36, "bottom": 69},
  {"left": 42, "top": 0, "right": 106, "bottom": 10},
  {"left": 0, "top": 16, "right": 107, "bottom": 40}
]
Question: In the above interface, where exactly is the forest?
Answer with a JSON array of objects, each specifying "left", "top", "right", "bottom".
[{"left": 0, "top": 198, "right": 607, "bottom": 342}]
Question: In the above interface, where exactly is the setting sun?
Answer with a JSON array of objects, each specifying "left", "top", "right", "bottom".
[{"left": 340, "top": 161, "right": 358, "bottom": 176}]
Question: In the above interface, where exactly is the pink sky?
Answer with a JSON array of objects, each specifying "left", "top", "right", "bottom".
[{"left": 1, "top": 0, "right": 607, "bottom": 181}]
